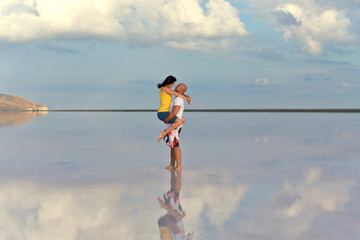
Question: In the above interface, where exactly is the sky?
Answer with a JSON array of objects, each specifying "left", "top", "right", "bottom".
[{"left": 0, "top": 0, "right": 359, "bottom": 109}]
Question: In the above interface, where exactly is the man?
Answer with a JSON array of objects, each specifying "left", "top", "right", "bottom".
[
  {"left": 163, "top": 83, "right": 187, "bottom": 171},
  {"left": 158, "top": 170, "right": 194, "bottom": 240}
]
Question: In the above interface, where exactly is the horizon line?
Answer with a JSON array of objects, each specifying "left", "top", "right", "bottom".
[{"left": 2, "top": 108, "right": 360, "bottom": 113}]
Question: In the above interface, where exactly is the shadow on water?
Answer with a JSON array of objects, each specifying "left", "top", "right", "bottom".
[{"left": 0, "top": 111, "right": 47, "bottom": 127}]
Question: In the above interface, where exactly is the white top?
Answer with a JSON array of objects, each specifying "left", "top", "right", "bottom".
[
  {"left": 168, "top": 191, "right": 185, "bottom": 240},
  {"left": 169, "top": 97, "right": 184, "bottom": 124}
]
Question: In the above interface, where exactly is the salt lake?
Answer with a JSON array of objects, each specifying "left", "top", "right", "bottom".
[{"left": 0, "top": 111, "right": 359, "bottom": 240}]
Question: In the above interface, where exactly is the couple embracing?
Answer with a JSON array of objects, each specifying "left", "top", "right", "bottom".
[{"left": 156, "top": 75, "right": 193, "bottom": 171}]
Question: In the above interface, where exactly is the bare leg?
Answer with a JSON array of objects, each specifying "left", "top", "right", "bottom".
[
  {"left": 170, "top": 169, "right": 176, "bottom": 192},
  {"left": 158, "top": 118, "right": 183, "bottom": 142},
  {"left": 173, "top": 170, "right": 182, "bottom": 192},
  {"left": 166, "top": 148, "right": 176, "bottom": 169},
  {"left": 181, "top": 117, "right": 186, "bottom": 124},
  {"left": 173, "top": 146, "right": 182, "bottom": 171}
]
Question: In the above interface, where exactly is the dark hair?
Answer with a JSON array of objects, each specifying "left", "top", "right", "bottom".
[{"left": 157, "top": 75, "right": 177, "bottom": 88}]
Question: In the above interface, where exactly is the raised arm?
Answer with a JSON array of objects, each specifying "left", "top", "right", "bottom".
[
  {"left": 158, "top": 197, "right": 185, "bottom": 221},
  {"left": 162, "top": 87, "right": 193, "bottom": 105},
  {"left": 166, "top": 207, "right": 185, "bottom": 222},
  {"left": 183, "top": 93, "right": 193, "bottom": 105}
]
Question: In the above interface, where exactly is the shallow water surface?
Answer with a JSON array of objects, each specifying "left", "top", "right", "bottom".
[{"left": 0, "top": 112, "right": 359, "bottom": 240}]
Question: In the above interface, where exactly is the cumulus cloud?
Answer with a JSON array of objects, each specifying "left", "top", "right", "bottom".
[
  {"left": 255, "top": 78, "right": 270, "bottom": 85},
  {"left": 0, "top": 0, "right": 248, "bottom": 51},
  {"left": 342, "top": 82, "right": 352, "bottom": 88},
  {"left": 250, "top": 0, "right": 357, "bottom": 54},
  {"left": 254, "top": 78, "right": 282, "bottom": 85},
  {"left": 166, "top": 38, "right": 236, "bottom": 52},
  {"left": 0, "top": 181, "right": 155, "bottom": 240},
  {"left": 0, "top": 170, "right": 246, "bottom": 240},
  {"left": 183, "top": 169, "right": 247, "bottom": 230},
  {"left": 255, "top": 135, "right": 269, "bottom": 143},
  {"left": 186, "top": 184, "right": 246, "bottom": 227},
  {"left": 246, "top": 167, "right": 355, "bottom": 239},
  {"left": 281, "top": 167, "right": 349, "bottom": 217}
]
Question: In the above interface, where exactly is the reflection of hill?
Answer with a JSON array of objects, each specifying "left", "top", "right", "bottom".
[
  {"left": 0, "top": 112, "right": 47, "bottom": 127},
  {"left": 0, "top": 94, "right": 48, "bottom": 111}
]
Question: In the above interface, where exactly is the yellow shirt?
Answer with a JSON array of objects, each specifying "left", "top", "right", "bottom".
[
  {"left": 158, "top": 87, "right": 172, "bottom": 112},
  {"left": 159, "top": 226, "right": 172, "bottom": 240}
]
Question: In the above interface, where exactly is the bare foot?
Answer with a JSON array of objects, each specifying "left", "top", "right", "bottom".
[
  {"left": 158, "top": 197, "right": 166, "bottom": 208},
  {"left": 165, "top": 165, "right": 174, "bottom": 170},
  {"left": 174, "top": 166, "right": 182, "bottom": 171},
  {"left": 157, "top": 131, "right": 165, "bottom": 142}
]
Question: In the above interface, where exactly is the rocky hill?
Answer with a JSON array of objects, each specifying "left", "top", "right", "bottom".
[{"left": 0, "top": 94, "right": 48, "bottom": 111}]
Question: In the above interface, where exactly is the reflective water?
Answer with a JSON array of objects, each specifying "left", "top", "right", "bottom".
[{"left": 0, "top": 112, "right": 359, "bottom": 240}]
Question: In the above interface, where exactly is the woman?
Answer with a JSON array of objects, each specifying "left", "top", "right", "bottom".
[
  {"left": 157, "top": 76, "right": 192, "bottom": 142},
  {"left": 158, "top": 170, "right": 194, "bottom": 240}
]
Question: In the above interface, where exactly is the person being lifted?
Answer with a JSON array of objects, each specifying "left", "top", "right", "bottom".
[{"left": 156, "top": 75, "right": 192, "bottom": 142}]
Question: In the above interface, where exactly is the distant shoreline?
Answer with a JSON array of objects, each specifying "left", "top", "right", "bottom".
[{"left": 2, "top": 109, "right": 360, "bottom": 113}]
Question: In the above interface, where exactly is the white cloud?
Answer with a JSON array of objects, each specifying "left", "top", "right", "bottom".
[
  {"left": 183, "top": 169, "right": 247, "bottom": 229},
  {"left": 246, "top": 167, "right": 355, "bottom": 239},
  {"left": 255, "top": 135, "right": 269, "bottom": 143},
  {"left": 254, "top": 78, "right": 282, "bottom": 85},
  {"left": 199, "top": 184, "right": 246, "bottom": 227},
  {"left": 250, "top": 0, "right": 357, "bottom": 54},
  {"left": 0, "top": 170, "right": 247, "bottom": 240},
  {"left": 166, "top": 38, "right": 235, "bottom": 52},
  {"left": 342, "top": 132, "right": 351, "bottom": 139},
  {"left": 0, "top": 181, "right": 141, "bottom": 240},
  {"left": 282, "top": 167, "right": 346, "bottom": 217},
  {"left": 184, "top": 184, "right": 247, "bottom": 230},
  {"left": 0, "top": 0, "right": 248, "bottom": 51},
  {"left": 255, "top": 78, "right": 270, "bottom": 84}
]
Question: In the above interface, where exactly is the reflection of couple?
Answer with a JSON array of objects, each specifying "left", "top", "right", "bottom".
[
  {"left": 158, "top": 170, "right": 193, "bottom": 240},
  {"left": 157, "top": 75, "right": 192, "bottom": 171},
  {"left": 156, "top": 76, "right": 193, "bottom": 239}
]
